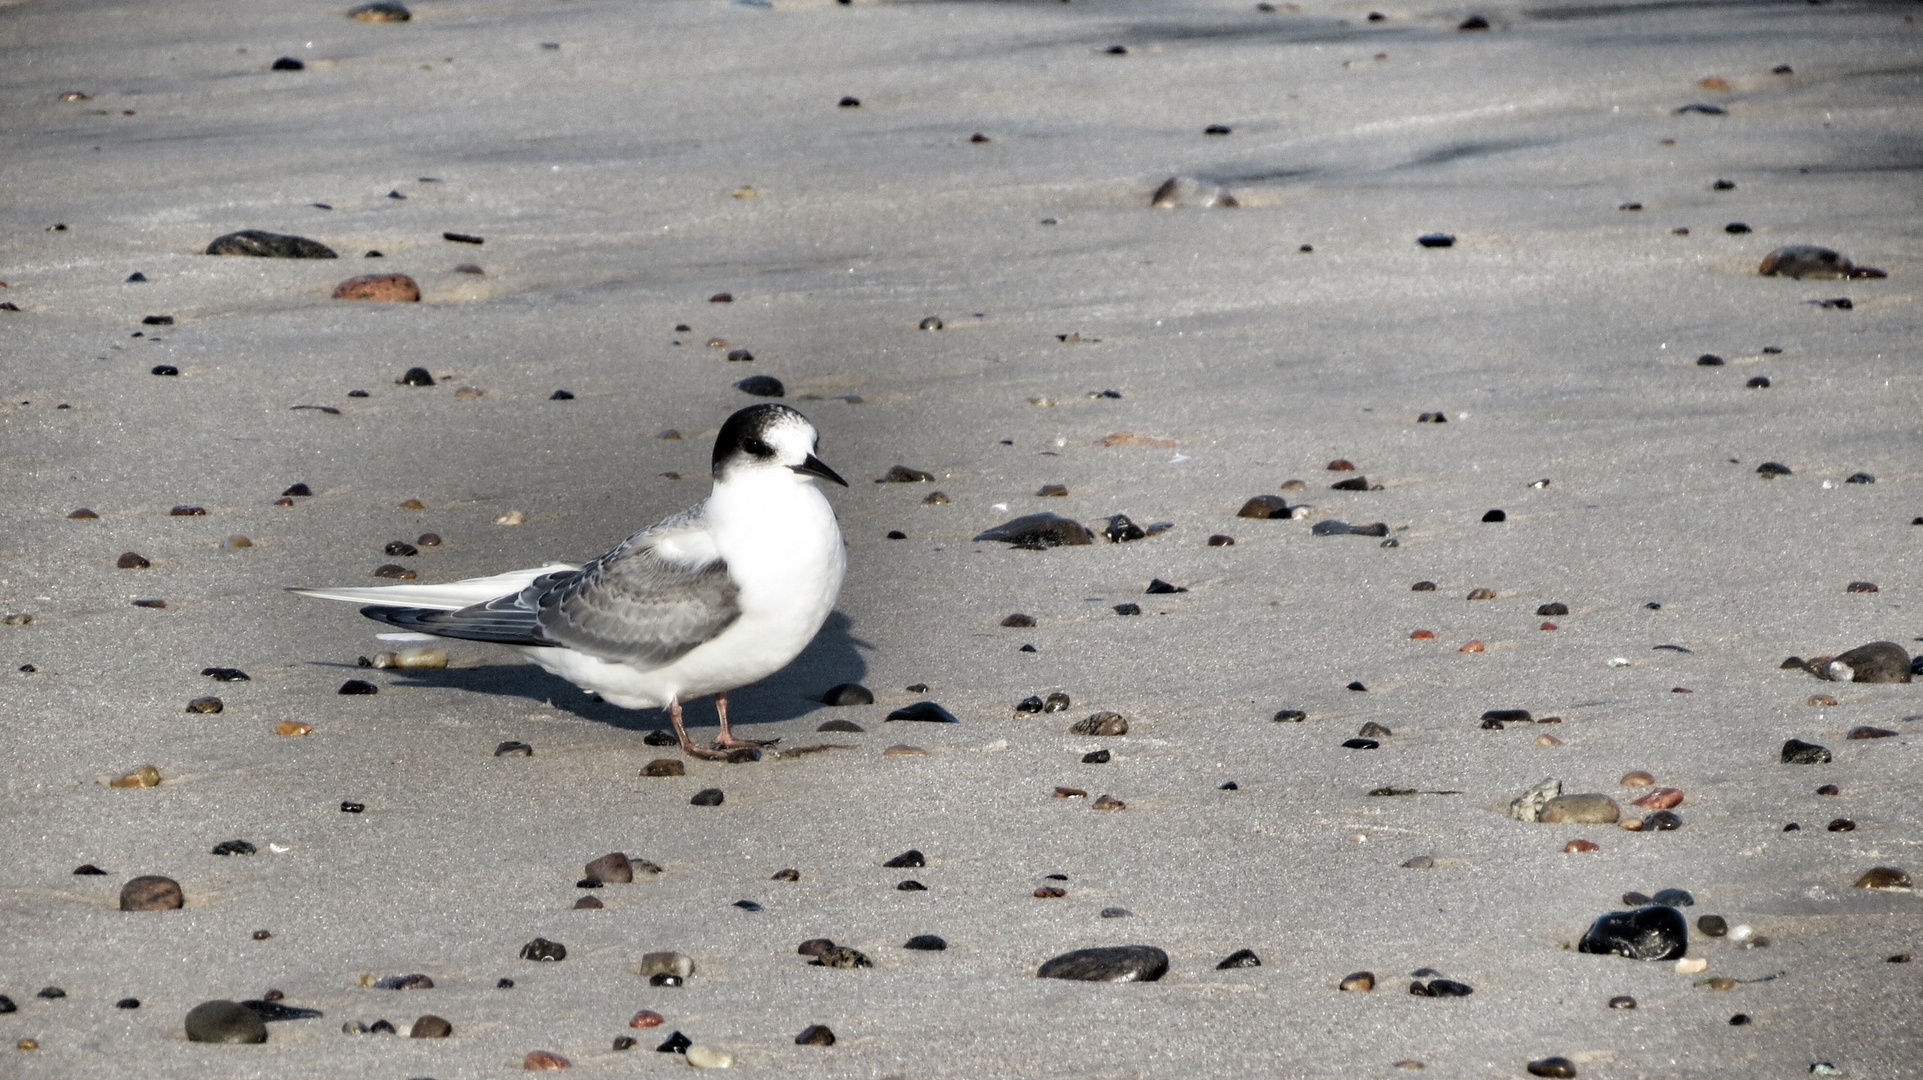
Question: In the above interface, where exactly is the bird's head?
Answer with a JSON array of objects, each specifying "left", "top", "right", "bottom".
[{"left": 711, "top": 404, "right": 848, "bottom": 488}]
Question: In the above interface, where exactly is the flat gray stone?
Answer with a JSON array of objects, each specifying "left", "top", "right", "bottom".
[
  {"left": 1037, "top": 945, "right": 1168, "bottom": 982},
  {"left": 185, "top": 1000, "right": 267, "bottom": 1043}
]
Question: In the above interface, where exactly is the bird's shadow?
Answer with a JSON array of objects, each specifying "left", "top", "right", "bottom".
[{"left": 361, "top": 611, "right": 871, "bottom": 736}]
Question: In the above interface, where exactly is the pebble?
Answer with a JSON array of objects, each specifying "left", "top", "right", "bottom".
[
  {"left": 880, "top": 465, "right": 936, "bottom": 483},
  {"left": 1037, "top": 945, "right": 1168, "bottom": 982},
  {"left": 686, "top": 1045, "right": 733, "bottom": 1069},
  {"left": 1481, "top": 509, "right": 1506, "bottom": 522},
  {"left": 1054, "top": 787, "right": 1087, "bottom": 799},
  {"left": 410, "top": 1015, "right": 451, "bottom": 1037},
  {"left": 1103, "top": 514, "right": 1148, "bottom": 542},
  {"left": 656, "top": 1031, "right": 693, "bottom": 1052},
  {"left": 338, "top": 679, "right": 378, "bottom": 695},
  {"left": 332, "top": 274, "right": 420, "bottom": 301},
  {"left": 1114, "top": 603, "right": 1141, "bottom": 616},
  {"left": 348, "top": 1, "right": 411, "bottom": 20},
  {"left": 117, "top": 551, "right": 150, "bottom": 569},
  {"left": 151, "top": 364, "right": 179, "bottom": 376},
  {"left": 1527, "top": 1057, "right": 1578, "bottom": 1078},
  {"left": 886, "top": 701, "right": 958, "bottom": 723},
  {"left": 883, "top": 744, "right": 925, "bottom": 756},
  {"left": 1082, "top": 750, "right": 1110, "bottom": 764},
  {"left": 586, "top": 852, "right": 634, "bottom": 883},
  {"left": 814, "top": 946, "right": 873, "bottom": 967},
  {"left": 1849, "top": 726, "right": 1897, "bottom": 739},
  {"left": 523, "top": 1050, "right": 570, "bottom": 1069},
  {"left": 1417, "top": 233, "right": 1456, "bottom": 248},
  {"left": 1002, "top": 613, "right": 1037, "bottom": 627},
  {"left": 734, "top": 374, "right": 784, "bottom": 397},
  {"left": 1216, "top": 949, "right": 1261, "bottom": 969},
  {"left": 207, "top": 230, "right": 337, "bottom": 258},
  {"left": 1343, "top": 738, "right": 1379, "bottom": 750},
  {"left": 642, "top": 758, "right": 685, "bottom": 776},
  {"left": 117, "top": 998, "right": 139, "bottom": 1008},
  {"left": 185, "top": 1000, "right": 268, "bottom": 1043},
  {"left": 796, "top": 1023, "right": 836, "bottom": 1045},
  {"left": 1150, "top": 176, "right": 1238, "bottom": 209},
  {"left": 1092, "top": 794, "right": 1125, "bottom": 809},
  {"left": 211, "top": 839, "right": 257, "bottom": 856},
  {"left": 1145, "top": 578, "right": 1185, "bottom": 594},
  {"left": 973, "top": 512, "right": 1093, "bottom": 546},
  {"left": 202, "top": 666, "right": 250, "bottom": 681},
  {"left": 798, "top": 938, "right": 836, "bottom": 956},
  {"left": 1070, "top": 712, "right": 1128, "bottom": 736},
  {"left": 816, "top": 719, "right": 864, "bottom": 734},
  {"left": 1411, "top": 978, "right": 1474, "bottom": 997},
  {"left": 1621, "top": 770, "right": 1654, "bottom": 786},
  {"left": 1564, "top": 839, "right": 1600, "bottom": 853},
  {"left": 1632, "top": 788, "right": 1684, "bottom": 810},
  {"left": 690, "top": 788, "right": 724, "bottom": 806},
  {"left": 644, "top": 730, "right": 677, "bottom": 746},
  {"left": 1467, "top": 588, "right": 1496, "bottom": 600},
  {"left": 1208, "top": 534, "right": 1234, "bottom": 546},
  {"left": 904, "top": 934, "right": 947, "bottom": 950},
  {"left": 1781, "top": 739, "right": 1831, "bottom": 764},
  {"left": 120, "top": 875, "right": 184, "bottom": 911},
  {"left": 110, "top": 765, "right": 161, "bottom": 788},
  {"left": 1757, "top": 462, "right": 1791, "bottom": 476},
  {"left": 1853, "top": 867, "right": 1912, "bottom": 889},
  {"left": 1237, "top": 495, "right": 1291, "bottom": 519},
  {"left": 1830, "top": 641, "right": 1911, "bottom": 683},
  {"left": 1579, "top": 905, "right": 1688, "bottom": 960},
  {"left": 1758, "top": 245, "right": 1859, "bottom": 279}
]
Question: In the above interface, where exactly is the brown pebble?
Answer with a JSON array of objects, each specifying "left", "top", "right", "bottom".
[
  {"left": 641, "top": 758, "right": 686, "bottom": 777},
  {"left": 1564, "top": 839, "right": 1600, "bottom": 853},
  {"left": 132, "top": 599, "right": 166, "bottom": 609},
  {"left": 1207, "top": 534, "right": 1234, "bottom": 546},
  {"left": 2, "top": 612, "right": 30, "bottom": 625},
  {"left": 573, "top": 896, "right": 603, "bottom": 909},
  {"left": 398, "top": 499, "right": 426, "bottom": 510},
  {"left": 1326, "top": 459, "right": 1355, "bottom": 471},
  {"left": 1091, "top": 794, "right": 1125, "bottom": 810},
  {"left": 169, "top": 505, "right": 205, "bottom": 516},
  {"left": 1817, "top": 784, "right": 1840, "bottom": 796},
  {"left": 1034, "top": 886, "right": 1067, "bottom": 898},
  {"left": 116, "top": 551, "right": 150, "bottom": 569},
  {"left": 1848, "top": 726, "right": 1897, "bottom": 739},
  {"left": 119, "top": 875, "right": 184, "bottom": 911},
  {"left": 1053, "top": 787, "right": 1088, "bottom": 799},
  {"left": 1632, "top": 788, "right": 1684, "bottom": 810},
  {"left": 409, "top": 1015, "right": 452, "bottom": 1038},
  {"left": 1540, "top": 622, "right": 1558, "bottom": 630},
  {"left": 1621, "top": 770, "right": 1654, "bottom": 786},
  {"left": 226, "top": 536, "right": 252, "bottom": 548},
  {"left": 586, "top": 852, "right": 633, "bottom": 883},
  {"left": 416, "top": 533, "right": 442, "bottom": 546},
  {"left": 1002, "top": 613, "right": 1036, "bottom": 627},
  {"left": 374, "top": 564, "right": 417, "bottom": 579},
  {"left": 1846, "top": 581, "right": 1879, "bottom": 593},
  {"left": 1535, "top": 734, "right": 1563, "bottom": 746},
  {"left": 276, "top": 721, "right": 312, "bottom": 736},
  {"left": 1608, "top": 995, "right": 1637, "bottom": 1009},
  {"left": 333, "top": 274, "right": 421, "bottom": 302},
  {"left": 273, "top": 497, "right": 295, "bottom": 507},
  {"left": 523, "top": 1051, "right": 570, "bottom": 1070},
  {"left": 630, "top": 1009, "right": 665, "bottom": 1028},
  {"left": 797, "top": 938, "right": 836, "bottom": 957},
  {"left": 1069, "top": 712, "right": 1128, "bottom": 736},
  {"left": 1036, "top": 484, "right": 1068, "bottom": 497},
  {"left": 922, "top": 491, "right": 949, "bottom": 504},
  {"left": 1854, "top": 867, "right": 1911, "bottom": 889},
  {"left": 1808, "top": 694, "right": 1838, "bottom": 707},
  {"left": 252, "top": 929, "right": 272, "bottom": 940},
  {"left": 18, "top": 1039, "right": 38, "bottom": 1051},
  {"left": 1459, "top": 640, "right": 1484, "bottom": 653},
  {"left": 185, "top": 696, "right": 223, "bottom": 714},
  {"left": 1706, "top": 977, "right": 1737, "bottom": 991},
  {"left": 109, "top": 765, "right": 161, "bottom": 788},
  {"left": 772, "top": 868, "right": 800, "bottom": 882},
  {"left": 1466, "top": 588, "right": 1496, "bottom": 600},
  {"left": 1618, "top": 817, "right": 1644, "bottom": 832},
  {"left": 69, "top": 508, "right": 99, "bottom": 519},
  {"left": 1339, "top": 971, "right": 1375, "bottom": 992}
]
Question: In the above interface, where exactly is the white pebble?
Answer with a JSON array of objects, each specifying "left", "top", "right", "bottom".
[
  {"left": 685, "top": 1045, "right": 733, "bottom": 1069},
  {"left": 495, "top": 510, "right": 526, "bottom": 525},
  {"left": 1607, "top": 657, "right": 1631, "bottom": 668},
  {"left": 1675, "top": 957, "right": 1707, "bottom": 973},
  {"left": 1730, "top": 924, "right": 1753, "bottom": 940}
]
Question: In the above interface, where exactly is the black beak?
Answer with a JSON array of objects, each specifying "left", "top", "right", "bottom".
[{"left": 790, "top": 454, "right": 849, "bottom": 487}]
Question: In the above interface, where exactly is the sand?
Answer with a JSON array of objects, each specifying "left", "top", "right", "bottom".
[{"left": 2, "top": 0, "right": 1920, "bottom": 1075}]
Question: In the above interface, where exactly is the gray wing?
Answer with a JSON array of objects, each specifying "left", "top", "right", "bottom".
[{"left": 362, "top": 507, "right": 741, "bottom": 667}]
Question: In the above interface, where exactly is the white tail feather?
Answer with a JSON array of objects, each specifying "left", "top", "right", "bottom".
[{"left": 289, "top": 563, "right": 579, "bottom": 611}]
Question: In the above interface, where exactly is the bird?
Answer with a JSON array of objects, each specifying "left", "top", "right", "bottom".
[{"left": 292, "top": 403, "right": 848, "bottom": 760}]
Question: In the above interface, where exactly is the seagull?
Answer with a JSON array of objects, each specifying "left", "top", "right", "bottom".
[{"left": 292, "top": 403, "right": 848, "bottom": 760}]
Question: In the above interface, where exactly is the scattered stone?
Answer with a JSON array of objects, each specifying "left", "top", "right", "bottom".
[
  {"left": 814, "top": 947, "right": 873, "bottom": 968},
  {"left": 110, "top": 765, "right": 161, "bottom": 788},
  {"left": 207, "top": 230, "right": 337, "bottom": 258},
  {"left": 1037, "top": 945, "right": 1168, "bottom": 982},
  {"left": 644, "top": 730, "right": 677, "bottom": 746},
  {"left": 1509, "top": 778, "right": 1563, "bottom": 822},
  {"left": 1002, "top": 613, "right": 1037, "bottom": 628},
  {"left": 1527, "top": 1058, "right": 1577, "bottom": 1078},
  {"left": 685, "top": 1045, "right": 732, "bottom": 1069},
  {"left": 1216, "top": 949, "right": 1261, "bottom": 969},
  {"left": 522, "top": 1050, "right": 570, "bottom": 1070},
  {"left": 1114, "top": 603, "right": 1141, "bottom": 616},
  {"left": 116, "top": 551, "right": 150, "bottom": 569},
  {"left": 1339, "top": 972, "right": 1375, "bottom": 992},
  {"left": 1632, "top": 788, "right": 1684, "bottom": 810},
  {"left": 1579, "top": 906, "right": 1688, "bottom": 960},
  {"left": 1237, "top": 495, "right": 1291, "bottom": 519},
  {"left": 1564, "top": 839, "right": 1600, "bottom": 853},
  {"left": 1849, "top": 726, "right": 1897, "bottom": 740},
  {"left": 1103, "top": 514, "right": 1146, "bottom": 542},
  {"left": 1412, "top": 978, "right": 1474, "bottom": 997},
  {"left": 816, "top": 719, "right": 863, "bottom": 733},
  {"left": 1092, "top": 794, "right": 1125, "bottom": 809},
  {"left": 904, "top": 934, "right": 947, "bottom": 950},
  {"left": 974, "top": 513, "right": 1093, "bottom": 546},
  {"left": 797, "top": 938, "right": 835, "bottom": 957},
  {"left": 1207, "top": 534, "right": 1234, "bottom": 546},
  {"left": 1069, "top": 712, "right": 1127, "bottom": 736},
  {"left": 211, "top": 839, "right": 257, "bottom": 856},
  {"left": 734, "top": 375, "right": 784, "bottom": 397},
  {"left": 884, "top": 849, "right": 926, "bottom": 868},
  {"left": 1150, "top": 176, "right": 1238, "bottom": 209},
  {"left": 120, "top": 875, "right": 184, "bottom": 911},
  {"left": 1467, "top": 588, "right": 1496, "bottom": 600},
  {"left": 1854, "top": 867, "right": 1912, "bottom": 890},
  {"left": 1417, "top": 233, "right": 1455, "bottom": 248},
  {"left": 796, "top": 1024, "right": 836, "bottom": 1045},
  {"left": 1758, "top": 245, "right": 1857, "bottom": 279},
  {"left": 338, "top": 679, "right": 378, "bottom": 695},
  {"left": 1541, "top": 795, "right": 1620, "bottom": 824},
  {"left": 586, "top": 853, "right": 633, "bottom": 883},
  {"left": 886, "top": 701, "right": 958, "bottom": 723},
  {"left": 1781, "top": 739, "right": 1831, "bottom": 764},
  {"left": 332, "top": 274, "right": 419, "bottom": 301},
  {"left": 407, "top": 1014, "right": 451, "bottom": 1038},
  {"left": 1145, "top": 578, "right": 1185, "bottom": 595},
  {"left": 690, "top": 788, "right": 724, "bottom": 806},
  {"left": 185, "top": 1000, "right": 267, "bottom": 1043}
]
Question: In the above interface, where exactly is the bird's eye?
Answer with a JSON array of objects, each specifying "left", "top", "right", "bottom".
[{"left": 742, "top": 438, "right": 775, "bottom": 458}]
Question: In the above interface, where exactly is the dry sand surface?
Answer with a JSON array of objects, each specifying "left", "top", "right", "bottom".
[{"left": 3, "top": 0, "right": 1921, "bottom": 1075}]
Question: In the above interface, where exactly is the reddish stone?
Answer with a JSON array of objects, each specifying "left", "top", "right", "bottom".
[
  {"left": 630, "top": 1010, "right": 664, "bottom": 1028},
  {"left": 1564, "top": 839, "right": 1600, "bottom": 853},
  {"left": 1632, "top": 788, "right": 1684, "bottom": 810},
  {"left": 523, "top": 1050, "right": 570, "bottom": 1070},
  {"left": 332, "top": 274, "right": 421, "bottom": 302}
]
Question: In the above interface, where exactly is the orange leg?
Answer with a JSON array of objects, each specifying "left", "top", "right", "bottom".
[
  {"left": 713, "top": 691, "right": 775, "bottom": 749},
  {"left": 668, "top": 697, "right": 729, "bottom": 760}
]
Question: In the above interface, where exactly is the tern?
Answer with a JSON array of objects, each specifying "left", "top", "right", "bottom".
[{"left": 293, "top": 403, "right": 848, "bottom": 759}]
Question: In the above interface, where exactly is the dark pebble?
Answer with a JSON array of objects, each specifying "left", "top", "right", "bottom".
[
  {"left": 1104, "top": 514, "right": 1147, "bottom": 543},
  {"left": 649, "top": 974, "right": 682, "bottom": 987},
  {"left": 200, "top": 666, "right": 251, "bottom": 682},
  {"left": 1527, "top": 1058, "right": 1577, "bottom": 1078},
  {"left": 1273, "top": 709, "right": 1307, "bottom": 722},
  {"left": 884, "top": 849, "right": 926, "bottom": 868},
  {"left": 1725, "top": 222, "right": 1751, "bottom": 233},
  {"left": 120, "top": 875, "right": 184, "bottom": 911},
  {"left": 1237, "top": 495, "right": 1291, "bottom": 519},
  {"left": 1037, "top": 945, "right": 1168, "bottom": 982},
  {"left": 1845, "top": 472, "right": 1874, "bottom": 484},
  {"left": 734, "top": 899, "right": 763, "bottom": 912},
  {"left": 341, "top": 801, "right": 364, "bottom": 813},
  {"left": 186, "top": 696, "right": 224, "bottom": 714},
  {"left": 1759, "top": 244, "right": 1854, "bottom": 279},
  {"left": 1748, "top": 376, "right": 1771, "bottom": 388},
  {"left": 1145, "top": 578, "right": 1185, "bottom": 595},
  {"left": 117, "top": 551, "right": 151, "bottom": 569},
  {"left": 519, "top": 938, "right": 566, "bottom": 961},
  {"left": 1342, "top": 738, "right": 1379, "bottom": 749},
  {"left": 1781, "top": 739, "right": 1832, "bottom": 764},
  {"left": 1827, "top": 818, "right": 1856, "bottom": 832},
  {"left": 1417, "top": 233, "right": 1455, "bottom": 248},
  {"left": 886, "top": 530, "right": 907, "bottom": 540},
  {"left": 1849, "top": 726, "right": 1897, "bottom": 739},
  {"left": 384, "top": 541, "right": 418, "bottom": 557},
  {"left": 1651, "top": 888, "right": 1693, "bottom": 907},
  {"left": 886, "top": 701, "right": 958, "bottom": 723},
  {"left": 1458, "top": 15, "right": 1489, "bottom": 29},
  {"left": 338, "top": 679, "right": 377, "bottom": 695},
  {"left": 241, "top": 999, "right": 321, "bottom": 1021},
  {"left": 690, "top": 788, "right": 724, "bottom": 806},
  {"left": 1481, "top": 509, "right": 1506, "bottom": 522},
  {"left": 974, "top": 512, "right": 1093, "bottom": 546},
  {"left": 1578, "top": 905, "right": 1688, "bottom": 961},
  {"left": 1329, "top": 475, "right": 1370, "bottom": 491},
  {"left": 1697, "top": 354, "right": 1725, "bottom": 366},
  {"left": 206, "top": 230, "right": 336, "bottom": 258},
  {"left": 1082, "top": 749, "right": 1111, "bottom": 764},
  {"left": 1219, "top": 780, "right": 1238, "bottom": 790},
  {"left": 657, "top": 1030, "right": 693, "bottom": 1053},
  {"left": 494, "top": 740, "right": 533, "bottom": 757},
  {"left": 117, "top": 998, "right": 139, "bottom": 1009},
  {"left": 73, "top": 864, "right": 106, "bottom": 875},
  {"left": 1204, "top": 124, "right": 1231, "bottom": 135},
  {"left": 880, "top": 465, "right": 937, "bottom": 483},
  {"left": 796, "top": 1024, "right": 836, "bottom": 1045},
  {"left": 442, "top": 232, "right": 484, "bottom": 245},
  {"left": 185, "top": 1000, "right": 268, "bottom": 1043},
  {"left": 1216, "top": 949, "right": 1261, "bottom": 969},
  {"left": 1105, "top": 44, "right": 1127, "bottom": 54},
  {"left": 904, "top": 934, "right": 947, "bottom": 950},
  {"left": 1411, "top": 581, "right": 1436, "bottom": 591},
  {"left": 547, "top": 389, "right": 575, "bottom": 400},
  {"left": 1413, "top": 979, "right": 1474, "bottom": 997},
  {"left": 726, "top": 348, "right": 754, "bottom": 362},
  {"left": 733, "top": 374, "right": 784, "bottom": 397},
  {"left": 644, "top": 729, "right": 677, "bottom": 746},
  {"left": 1644, "top": 810, "right": 1683, "bottom": 831},
  {"left": 798, "top": 938, "right": 836, "bottom": 956},
  {"left": 1016, "top": 695, "right": 1045, "bottom": 713},
  {"left": 1070, "top": 712, "right": 1127, "bottom": 736},
  {"left": 1114, "top": 603, "right": 1142, "bottom": 615},
  {"left": 1609, "top": 995, "right": 1637, "bottom": 1009},
  {"left": 814, "top": 946, "right": 874, "bottom": 967},
  {"left": 1817, "top": 784, "right": 1840, "bottom": 795},
  {"left": 1810, "top": 297, "right": 1853, "bottom": 309},
  {"left": 817, "top": 718, "right": 864, "bottom": 733},
  {"left": 586, "top": 852, "right": 633, "bottom": 883},
  {"left": 838, "top": 95, "right": 860, "bottom": 107},
  {"left": 1756, "top": 462, "right": 1791, "bottom": 476},
  {"left": 398, "top": 366, "right": 434, "bottom": 387},
  {"left": 1208, "top": 534, "right": 1235, "bottom": 546},
  {"left": 1002, "top": 613, "right": 1037, "bottom": 627},
  {"left": 35, "top": 986, "right": 63, "bottom": 999},
  {"left": 1347, "top": 681, "right": 1367, "bottom": 691},
  {"left": 1730, "top": 1014, "right": 1751, "bottom": 1026},
  {"left": 896, "top": 880, "right": 926, "bottom": 891},
  {"left": 211, "top": 840, "right": 257, "bottom": 856}
]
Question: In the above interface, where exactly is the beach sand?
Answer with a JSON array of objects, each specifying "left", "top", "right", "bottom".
[{"left": 2, "top": 0, "right": 1920, "bottom": 1075}]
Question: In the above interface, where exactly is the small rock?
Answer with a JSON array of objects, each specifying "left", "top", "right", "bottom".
[
  {"left": 816, "top": 719, "right": 863, "bottom": 733},
  {"left": 1508, "top": 778, "right": 1563, "bottom": 822},
  {"left": 207, "top": 230, "right": 337, "bottom": 258},
  {"left": 656, "top": 1030, "right": 692, "bottom": 1052},
  {"left": 642, "top": 758, "right": 685, "bottom": 776},
  {"left": 884, "top": 849, "right": 926, "bottom": 868},
  {"left": 974, "top": 513, "right": 1093, "bottom": 546},
  {"left": 1207, "top": 534, "right": 1235, "bottom": 546},
  {"left": 1849, "top": 726, "right": 1897, "bottom": 739},
  {"left": 814, "top": 947, "right": 872, "bottom": 968},
  {"left": 1564, "top": 839, "right": 1600, "bottom": 853},
  {"left": 1854, "top": 867, "right": 1912, "bottom": 890},
  {"left": 523, "top": 1050, "right": 570, "bottom": 1070},
  {"left": 1037, "top": 945, "right": 1168, "bottom": 982},
  {"left": 796, "top": 1024, "right": 836, "bottom": 1045},
  {"left": 690, "top": 788, "right": 723, "bottom": 806},
  {"left": 1759, "top": 245, "right": 1856, "bottom": 279},
  {"left": 348, "top": 1, "right": 410, "bottom": 20},
  {"left": 797, "top": 938, "right": 835, "bottom": 957},
  {"left": 1103, "top": 514, "right": 1147, "bottom": 542},
  {"left": 1578, "top": 906, "right": 1688, "bottom": 961},
  {"left": 185, "top": 1000, "right": 267, "bottom": 1043},
  {"left": 1621, "top": 770, "right": 1654, "bottom": 786},
  {"left": 1092, "top": 794, "right": 1125, "bottom": 810},
  {"left": 338, "top": 679, "right": 378, "bottom": 695},
  {"left": 1150, "top": 176, "right": 1238, "bottom": 209},
  {"left": 886, "top": 701, "right": 958, "bottom": 723},
  {"left": 1781, "top": 739, "right": 1832, "bottom": 764},
  {"left": 1237, "top": 496, "right": 1291, "bottom": 519},
  {"left": 1608, "top": 995, "right": 1637, "bottom": 1009},
  {"left": 586, "top": 853, "right": 633, "bottom": 883},
  {"left": 110, "top": 765, "right": 161, "bottom": 788},
  {"left": 410, "top": 1015, "right": 451, "bottom": 1038},
  {"left": 117, "top": 551, "right": 150, "bottom": 569},
  {"left": 332, "top": 274, "right": 420, "bottom": 301},
  {"left": 1417, "top": 233, "right": 1455, "bottom": 248},
  {"left": 1339, "top": 971, "right": 1375, "bottom": 992},
  {"left": 735, "top": 375, "right": 784, "bottom": 397},
  {"left": 1070, "top": 712, "right": 1127, "bottom": 736},
  {"left": 211, "top": 839, "right": 257, "bottom": 856},
  {"left": 120, "top": 875, "right": 184, "bottom": 911},
  {"left": 1113, "top": 603, "right": 1141, "bottom": 616},
  {"left": 1216, "top": 949, "right": 1261, "bottom": 969},
  {"left": 1467, "top": 588, "right": 1496, "bottom": 600},
  {"left": 1527, "top": 1058, "right": 1577, "bottom": 1078},
  {"left": 904, "top": 934, "right": 947, "bottom": 950},
  {"left": 880, "top": 465, "right": 937, "bottom": 483},
  {"left": 1632, "top": 788, "right": 1683, "bottom": 810},
  {"left": 1002, "top": 613, "right": 1037, "bottom": 627}
]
